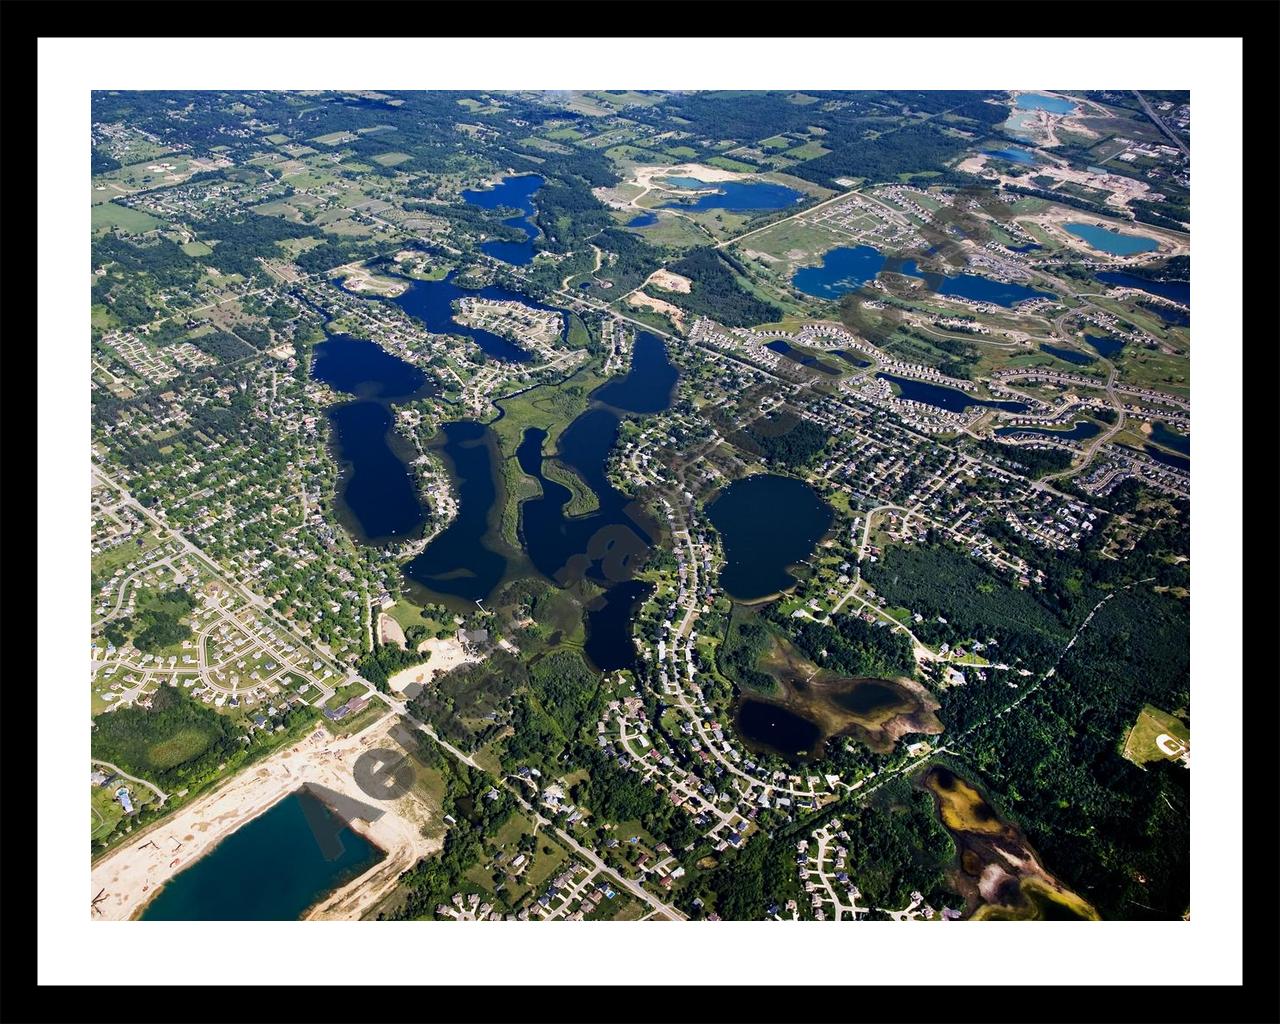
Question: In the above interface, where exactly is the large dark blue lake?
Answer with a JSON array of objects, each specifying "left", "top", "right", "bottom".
[
  {"left": 792, "top": 245, "right": 887, "bottom": 299},
  {"left": 386, "top": 271, "right": 569, "bottom": 363},
  {"left": 1040, "top": 343, "right": 1096, "bottom": 366},
  {"left": 592, "top": 331, "right": 679, "bottom": 413},
  {"left": 140, "top": 788, "right": 384, "bottom": 920},
  {"left": 707, "top": 474, "right": 833, "bottom": 602},
  {"left": 312, "top": 334, "right": 437, "bottom": 544},
  {"left": 1150, "top": 422, "right": 1189, "bottom": 456},
  {"left": 585, "top": 579, "right": 654, "bottom": 673},
  {"left": 462, "top": 173, "right": 544, "bottom": 266},
  {"left": 403, "top": 420, "right": 511, "bottom": 605},
  {"left": 1083, "top": 332, "right": 1125, "bottom": 358},
  {"left": 519, "top": 333, "right": 676, "bottom": 667},
  {"left": 878, "top": 373, "right": 1031, "bottom": 414},
  {"left": 736, "top": 698, "right": 823, "bottom": 761},
  {"left": 1142, "top": 444, "right": 1190, "bottom": 472},
  {"left": 660, "top": 177, "right": 804, "bottom": 212},
  {"left": 765, "top": 340, "right": 841, "bottom": 375},
  {"left": 518, "top": 413, "right": 655, "bottom": 590},
  {"left": 893, "top": 260, "right": 1055, "bottom": 307}
]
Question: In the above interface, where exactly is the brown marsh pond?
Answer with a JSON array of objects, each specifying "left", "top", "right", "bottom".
[
  {"left": 734, "top": 631, "right": 942, "bottom": 762},
  {"left": 922, "top": 765, "right": 1099, "bottom": 921}
]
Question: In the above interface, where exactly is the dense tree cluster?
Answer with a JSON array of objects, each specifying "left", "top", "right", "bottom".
[
  {"left": 952, "top": 586, "right": 1189, "bottom": 919},
  {"left": 91, "top": 685, "right": 241, "bottom": 789},
  {"left": 863, "top": 539, "right": 1071, "bottom": 671},
  {"left": 780, "top": 609, "right": 916, "bottom": 678},
  {"left": 409, "top": 649, "right": 528, "bottom": 751},
  {"left": 715, "top": 613, "right": 776, "bottom": 694},
  {"left": 661, "top": 247, "right": 782, "bottom": 328},
  {"left": 976, "top": 440, "right": 1076, "bottom": 479},
  {"left": 745, "top": 416, "right": 827, "bottom": 468}
]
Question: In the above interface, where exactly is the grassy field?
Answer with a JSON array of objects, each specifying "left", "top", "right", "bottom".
[
  {"left": 784, "top": 141, "right": 831, "bottom": 160},
  {"left": 91, "top": 202, "right": 162, "bottom": 235},
  {"left": 1121, "top": 705, "right": 1190, "bottom": 767},
  {"left": 542, "top": 458, "right": 600, "bottom": 517},
  {"left": 92, "top": 531, "right": 163, "bottom": 586},
  {"left": 310, "top": 130, "right": 358, "bottom": 146},
  {"left": 624, "top": 213, "right": 709, "bottom": 249},
  {"left": 372, "top": 151, "right": 413, "bottom": 167}
]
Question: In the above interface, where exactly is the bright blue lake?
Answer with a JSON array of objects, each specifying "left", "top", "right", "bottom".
[
  {"left": 792, "top": 245, "right": 886, "bottom": 299},
  {"left": 140, "top": 788, "right": 384, "bottom": 920},
  {"left": 626, "top": 211, "right": 658, "bottom": 227},
  {"left": 660, "top": 178, "right": 804, "bottom": 212},
  {"left": 791, "top": 245, "right": 1053, "bottom": 306},
  {"left": 462, "top": 174, "right": 544, "bottom": 266},
  {"left": 983, "top": 147, "right": 1038, "bottom": 166},
  {"left": 1065, "top": 222, "right": 1158, "bottom": 256},
  {"left": 878, "top": 373, "right": 1031, "bottom": 414}
]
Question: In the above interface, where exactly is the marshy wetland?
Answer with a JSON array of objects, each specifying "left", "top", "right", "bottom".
[
  {"left": 731, "top": 624, "right": 942, "bottom": 762},
  {"left": 921, "top": 765, "right": 1098, "bottom": 921}
]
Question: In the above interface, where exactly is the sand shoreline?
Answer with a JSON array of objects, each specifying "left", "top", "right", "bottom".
[
  {"left": 386, "top": 635, "right": 480, "bottom": 695},
  {"left": 91, "top": 715, "right": 438, "bottom": 921}
]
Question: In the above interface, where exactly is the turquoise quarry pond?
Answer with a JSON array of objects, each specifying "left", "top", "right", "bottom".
[
  {"left": 140, "top": 788, "right": 384, "bottom": 920},
  {"left": 1065, "top": 222, "right": 1158, "bottom": 256},
  {"left": 659, "top": 177, "right": 804, "bottom": 212},
  {"left": 983, "top": 146, "right": 1038, "bottom": 166},
  {"left": 1006, "top": 92, "right": 1077, "bottom": 137}
]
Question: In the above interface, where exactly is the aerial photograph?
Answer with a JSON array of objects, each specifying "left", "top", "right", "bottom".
[{"left": 86, "top": 88, "right": 1191, "bottom": 924}]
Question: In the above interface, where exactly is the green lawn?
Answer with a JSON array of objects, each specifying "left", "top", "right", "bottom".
[
  {"left": 92, "top": 202, "right": 162, "bottom": 235},
  {"left": 1121, "top": 705, "right": 1190, "bottom": 766}
]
